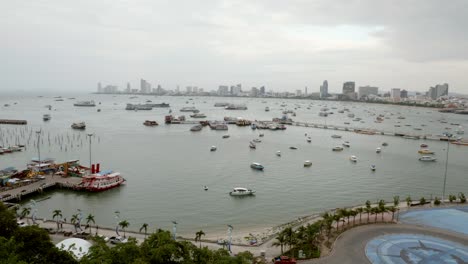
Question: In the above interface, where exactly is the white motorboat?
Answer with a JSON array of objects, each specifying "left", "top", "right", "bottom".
[
  {"left": 349, "top": 155, "right": 358, "bottom": 162},
  {"left": 276, "top": 151, "right": 281, "bottom": 156},
  {"left": 43, "top": 114, "right": 51, "bottom": 121},
  {"left": 229, "top": 187, "right": 255, "bottom": 196},
  {"left": 71, "top": 122, "right": 86, "bottom": 130},
  {"left": 371, "top": 165, "right": 376, "bottom": 171},
  {"left": 332, "top": 146, "right": 344, "bottom": 151},
  {"left": 376, "top": 147, "right": 382, "bottom": 153},
  {"left": 331, "top": 134, "right": 342, "bottom": 138},
  {"left": 249, "top": 142, "right": 256, "bottom": 149},
  {"left": 250, "top": 162, "right": 264, "bottom": 170},
  {"left": 210, "top": 146, "right": 217, "bottom": 151},
  {"left": 304, "top": 160, "right": 312, "bottom": 167},
  {"left": 342, "top": 141, "right": 350, "bottom": 147},
  {"left": 419, "top": 156, "right": 436, "bottom": 162},
  {"left": 306, "top": 137, "right": 311, "bottom": 143},
  {"left": 74, "top": 100, "right": 96, "bottom": 107}
]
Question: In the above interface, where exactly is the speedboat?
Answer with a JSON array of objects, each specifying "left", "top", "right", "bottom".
[
  {"left": 71, "top": 122, "right": 86, "bottom": 130},
  {"left": 349, "top": 155, "right": 358, "bottom": 162},
  {"left": 250, "top": 162, "right": 264, "bottom": 170},
  {"left": 304, "top": 160, "right": 312, "bottom": 167},
  {"left": 376, "top": 147, "right": 382, "bottom": 153},
  {"left": 222, "top": 135, "right": 230, "bottom": 139},
  {"left": 229, "top": 187, "right": 255, "bottom": 196},
  {"left": 276, "top": 151, "right": 281, "bottom": 156},
  {"left": 419, "top": 156, "right": 436, "bottom": 162},
  {"left": 143, "top": 120, "right": 158, "bottom": 126},
  {"left": 332, "top": 146, "right": 344, "bottom": 151},
  {"left": 210, "top": 146, "right": 217, "bottom": 151},
  {"left": 418, "top": 149, "right": 434, "bottom": 154},
  {"left": 342, "top": 142, "right": 350, "bottom": 147},
  {"left": 371, "top": 165, "right": 376, "bottom": 171},
  {"left": 259, "top": 133, "right": 264, "bottom": 137},
  {"left": 382, "top": 142, "right": 388, "bottom": 146},
  {"left": 43, "top": 114, "right": 51, "bottom": 121},
  {"left": 420, "top": 143, "right": 428, "bottom": 148},
  {"left": 331, "top": 134, "right": 342, "bottom": 138},
  {"left": 289, "top": 146, "right": 298, "bottom": 150},
  {"left": 190, "top": 124, "right": 202, "bottom": 131},
  {"left": 249, "top": 142, "right": 256, "bottom": 149}
]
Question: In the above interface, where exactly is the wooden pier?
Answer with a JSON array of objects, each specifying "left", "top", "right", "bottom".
[{"left": 0, "top": 119, "right": 27, "bottom": 125}]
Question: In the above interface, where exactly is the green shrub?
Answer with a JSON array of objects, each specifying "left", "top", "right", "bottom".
[
  {"left": 419, "top": 197, "right": 426, "bottom": 205},
  {"left": 434, "top": 197, "right": 441, "bottom": 206}
]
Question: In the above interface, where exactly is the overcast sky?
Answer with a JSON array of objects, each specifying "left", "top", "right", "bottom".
[{"left": 2, "top": 0, "right": 468, "bottom": 94}]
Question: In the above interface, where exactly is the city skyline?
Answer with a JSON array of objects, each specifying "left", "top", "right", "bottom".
[{"left": 2, "top": 1, "right": 468, "bottom": 93}]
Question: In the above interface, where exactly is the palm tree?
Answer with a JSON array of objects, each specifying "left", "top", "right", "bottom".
[
  {"left": 71, "top": 214, "right": 79, "bottom": 233},
  {"left": 365, "top": 207, "right": 372, "bottom": 223},
  {"left": 86, "top": 214, "right": 95, "bottom": 234},
  {"left": 333, "top": 213, "right": 342, "bottom": 231},
  {"left": 380, "top": 207, "right": 388, "bottom": 222},
  {"left": 53, "top": 209, "right": 62, "bottom": 231},
  {"left": 356, "top": 207, "right": 364, "bottom": 224},
  {"left": 393, "top": 196, "right": 400, "bottom": 207},
  {"left": 195, "top": 230, "right": 205, "bottom": 248},
  {"left": 282, "top": 227, "right": 295, "bottom": 253},
  {"left": 21, "top": 207, "right": 31, "bottom": 224},
  {"left": 388, "top": 206, "right": 397, "bottom": 221},
  {"left": 321, "top": 212, "right": 333, "bottom": 239},
  {"left": 378, "top": 200, "right": 386, "bottom": 221},
  {"left": 406, "top": 196, "right": 412, "bottom": 207},
  {"left": 350, "top": 210, "right": 358, "bottom": 226},
  {"left": 119, "top": 220, "right": 129, "bottom": 238},
  {"left": 372, "top": 207, "right": 379, "bottom": 223},
  {"left": 272, "top": 231, "right": 286, "bottom": 254},
  {"left": 140, "top": 223, "right": 149, "bottom": 239}
]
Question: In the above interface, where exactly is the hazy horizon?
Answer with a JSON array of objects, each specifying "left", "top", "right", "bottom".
[{"left": 2, "top": 0, "right": 468, "bottom": 93}]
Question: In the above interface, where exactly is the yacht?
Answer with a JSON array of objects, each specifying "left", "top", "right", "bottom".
[
  {"left": 276, "top": 151, "right": 281, "bottom": 156},
  {"left": 419, "top": 156, "right": 436, "bottom": 162},
  {"left": 190, "top": 113, "right": 206, "bottom": 118},
  {"left": 229, "top": 187, "right": 255, "bottom": 196},
  {"left": 331, "top": 134, "right": 342, "bottom": 138},
  {"left": 250, "top": 162, "right": 264, "bottom": 170},
  {"left": 43, "top": 114, "right": 51, "bottom": 121},
  {"left": 376, "top": 147, "right": 382, "bottom": 153},
  {"left": 210, "top": 146, "right": 217, "bottom": 151},
  {"left": 74, "top": 100, "right": 96, "bottom": 107},
  {"left": 332, "top": 146, "right": 344, "bottom": 151},
  {"left": 342, "top": 141, "right": 350, "bottom": 147},
  {"left": 418, "top": 149, "right": 434, "bottom": 154},
  {"left": 190, "top": 124, "right": 202, "bottom": 131},
  {"left": 349, "top": 155, "right": 358, "bottom": 162},
  {"left": 304, "top": 160, "right": 312, "bottom": 167},
  {"left": 71, "top": 122, "right": 86, "bottom": 130}
]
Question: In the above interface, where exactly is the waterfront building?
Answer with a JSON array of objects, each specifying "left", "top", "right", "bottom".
[
  {"left": 428, "top": 83, "right": 449, "bottom": 99},
  {"left": 126, "top": 82, "right": 131, "bottom": 93},
  {"left": 342, "top": 81, "right": 355, "bottom": 99},
  {"left": 320, "top": 80, "right": 328, "bottom": 99},
  {"left": 400, "top": 89, "right": 408, "bottom": 98},
  {"left": 250, "top": 87, "right": 259, "bottom": 97},
  {"left": 358, "top": 85, "right": 379, "bottom": 99},
  {"left": 296, "top": 90, "right": 302, "bottom": 96},
  {"left": 259, "top": 86, "right": 265, "bottom": 95},
  {"left": 140, "top": 79, "right": 151, "bottom": 94},
  {"left": 97, "top": 82, "right": 102, "bottom": 93},
  {"left": 218, "top": 85, "right": 229, "bottom": 96},
  {"left": 391, "top": 88, "right": 401, "bottom": 101}
]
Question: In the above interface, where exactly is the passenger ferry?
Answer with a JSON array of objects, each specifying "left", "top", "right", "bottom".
[{"left": 75, "top": 171, "right": 125, "bottom": 192}]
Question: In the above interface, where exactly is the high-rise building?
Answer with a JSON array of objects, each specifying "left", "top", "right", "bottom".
[
  {"left": 126, "top": 82, "right": 131, "bottom": 93},
  {"left": 250, "top": 87, "right": 259, "bottom": 97},
  {"left": 358, "top": 86, "right": 379, "bottom": 99},
  {"left": 305, "top": 87, "right": 308, "bottom": 95},
  {"left": 218, "top": 85, "right": 229, "bottom": 96},
  {"left": 140, "top": 79, "right": 151, "bottom": 93},
  {"left": 97, "top": 82, "right": 102, "bottom": 93},
  {"left": 320, "top": 80, "right": 328, "bottom": 99},
  {"left": 391, "top": 88, "right": 401, "bottom": 100},
  {"left": 427, "top": 83, "right": 449, "bottom": 99},
  {"left": 400, "top": 89, "right": 408, "bottom": 98},
  {"left": 296, "top": 90, "right": 302, "bottom": 96},
  {"left": 342, "top": 82, "right": 356, "bottom": 99},
  {"left": 259, "top": 86, "right": 265, "bottom": 95},
  {"left": 186, "top": 86, "right": 193, "bottom": 94}
]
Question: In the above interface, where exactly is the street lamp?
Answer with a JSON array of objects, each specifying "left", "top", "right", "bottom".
[
  {"left": 172, "top": 221, "right": 178, "bottom": 240},
  {"left": 227, "top": 225, "right": 233, "bottom": 253},
  {"left": 87, "top": 133, "right": 94, "bottom": 171},
  {"left": 36, "top": 130, "right": 41, "bottom": 163},
  {"left": 442, "top": 134, "right": 452, "bottom": 202}
]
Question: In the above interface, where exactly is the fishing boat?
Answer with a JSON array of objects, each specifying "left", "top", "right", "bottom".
[
  {"left": 250, "top": 162, "right": 264, "bottom": 170},
  {"left": 214, "top": 102, "right": 229, "bottom": 107},
  {"left": 382, "top": 142, "right": 389, "bottom": 146},
  {"left": 259, "top": 133, "right": 264, "bottom": 137},
  {"left": 349, "top": 155, "right": 358, "bottom": 162},
  {"left": 75, "top": 171, "right": 125, "bottom": 192},
  {"left": 180, "top": 107, "right": 199, "bottom": 113},
  {"left": 143, "top": 120, "right": 158, "bottom": 126},
  {"left": 74, "top": 100, "right": 96, "bottom": 107},
  {"left": 190, "top": 124, "right": 202, "bottom": 131},
  {"left": 332, "top": 146, "right": 344, "bottom": 151},
  {"left": 420, "top": 143, "right": 428, "bottom": 148},
  {"left": 265, "top": 107, "right": 270, "bottom": 112},
  {"left": 210, "top": 146, "right": 217, "bottom": 151},
  {"left": 289, "top": 146, "right": 298, "bottom": 150},
  {"left": 376, "top": 147, "right": 382, "bottom": 153},
  {"left": 229, "top": 187, "right": 255, "bottom": 196},
  {"left": 71, "top": 122, "right": 86, "bottom": 130},
  {"left": 304, "top": 160, "right": 312, "bottom": 167},
  {"left": 418, "top": 149, "right": 435, "bottom": 154},
  {"left": 306, "top": 137, "right": 311, "bottom": 143},
  {"left": 43, "top": 114, "right": 51, "bottom": 121},
  {"left": 419, "top": 156, "right": 436, "bottom": 162}
]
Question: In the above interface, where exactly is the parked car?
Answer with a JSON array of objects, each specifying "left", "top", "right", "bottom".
[
  {"left": 109, "top": 236, "right": 128, "bottom": 244},
  {"left": 97, "top": 234, "right": 110, "bottom": 242},
  {"left": 17, "top": 221, "right": 27, "bottom": 227}
]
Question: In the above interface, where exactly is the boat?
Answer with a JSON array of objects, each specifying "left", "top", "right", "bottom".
[
  {"left": 143, "top": 120, "right": 158, "bottom": 126},
  {"left": 397, "top": 116, "right": 406, "bottom": 119},
  {"left": 451, "top": 140, "right": 468, "bottom": 146},
  {"left": 190, "top": 124, "right": 202, "bottom": 131},
  {"left": 371, "top": 165, "right": 376, "bottom": 171},
  {"left": 349, "top": 155, "right": 358, "bottom": 162},
  {"left": 306, "top": 137, "right": 311, "bottom": 143},
  {"left": 222, "top": 135, "right": 230, "bottom": 138},
  {"left": 214, "top": 102, "right": 229, "bottom": 107},
  {"left": 75, "top": 171, "right": 125, "bottom": 192},
  {"left": 250, "top": 162, "right": 264, "bottom": 170},
  {"left": 146, "top": 103, "right": 170, "bottom": 108},
  {"left": 74, "top": 100, "right": 96, "bottom": 107},
  {"left": 204, "top": 186, "right": 208, "bottom": 191},
  {"left": 265, "top": 107, "right": 270, "bottom": 112},
  {"left": 229, "top": 187, "right": 255, "bottom": 196},
  {"left": 420, "top": 143, "right": 428, "bottom": 148},
  {"left": 304, "top": 160, "right": 312, "bottom": 167},
  {"left": 332, "top": 146, "right": 344, "bottom": 151},
  {"left": 180, "top": 107, "right": 199, "bottom": 112},
  {"left": 419, "top": 156, "right": 436, "bottom": 162},
  {"left": 97, "top": 109, "right": 101, "bottom": 112},
  {"left": 253, "top": 139, "right": 261, "bottom": 143},
  {"left": 225, "top": 104, "right": 247, "bottom": 110},
  {"left": 251, "top": 123, "right": 257, "bottom": 130},
  {"left": 190, "top": 113, "right": 206, "bottom": 118},
  {"left": 249, "top": 142, "right": 256, "bottom": 149},
  {"left": 342, "top": 141, "right": 350, "bottom": 147},
  {"left": 210, "top": 146, "right": 217, "bottom": 151},
  {"left": 376, "top": 147, "right": 382, "bottom": 153},
  {"left": 456, "top": 126, "right": 465, "bottom": 135},
  {"left": 347, "top": 113, "right": 355, "bottom": 118},
  {"left": 276, "top": 151, "right": 281, "bottom": 156},
  {"left": 289, "top": 146, "right": 298, "bottom": 150},
  {"left": 418, "top": 149, "right": 434, "bottom": 154},
  {"left": 71, "top": 122, "right": 86, "bottom": 130},
  {"left": 43, "top": 114, "right": 51, "bottom": 121},
  {"left": 259, "top": 133, "right": 264, "bottom": 137},
  {"left": 331, "top": 135, "right": 342, "bottom": 138},
  {"left": 126, "top": 104, "right": 153, "bottom": 110},
  {"left": 319, "top": 112, "right": 328, "bottom": 117},
  {"left": 382, "top": 142, "right": 388, "bottom": 146}
]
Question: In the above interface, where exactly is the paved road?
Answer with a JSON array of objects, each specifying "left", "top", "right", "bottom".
[{"left": 302, "top": 224, "right": 468, "bottom": 264}]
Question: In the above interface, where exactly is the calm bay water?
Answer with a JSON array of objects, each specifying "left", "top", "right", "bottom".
[{"left": 1, "top": 94, "right": 467, "bottom": 236}]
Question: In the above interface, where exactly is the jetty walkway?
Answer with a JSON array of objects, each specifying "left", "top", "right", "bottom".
[{"left": 0, "top": 175, "right": 81, "bottom": 203}]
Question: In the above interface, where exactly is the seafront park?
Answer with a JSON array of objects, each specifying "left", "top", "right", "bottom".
[{"left": 1, "top": 94, "right": 468, "bottom": 262}]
